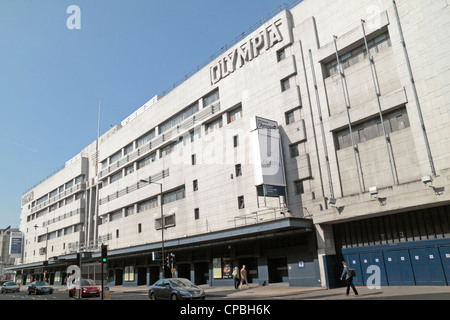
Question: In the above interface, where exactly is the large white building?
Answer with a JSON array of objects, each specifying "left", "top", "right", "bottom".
[{"left": 14, "top": 0, "right": 450, "bottom": 287}]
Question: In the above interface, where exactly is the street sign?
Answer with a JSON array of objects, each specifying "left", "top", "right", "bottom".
[
  {"left": 152, "top": 251, "right": 162, "bottom": 260},
  {"left": 104, "top": 285, "right": 110, "bottom": 300}
]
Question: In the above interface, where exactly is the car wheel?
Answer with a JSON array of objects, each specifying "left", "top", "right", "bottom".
[
  {"left": 150, "top": 292, "right": 156, "bottom": 300},
  {"left": 171, "top": 293, "right": 178, "bottom": 300}
]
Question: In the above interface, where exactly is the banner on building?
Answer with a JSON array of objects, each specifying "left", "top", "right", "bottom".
[
  {"left": 9, "top": 232, "right": 23, "bottom": 258},
  {"left": 250, "top": 116, "right": 286, "bottom": 187}
]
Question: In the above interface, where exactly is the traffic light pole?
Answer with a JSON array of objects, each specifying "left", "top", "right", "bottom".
[
  {"left": 77, "top": 252, "right": 82, "bottom": 300},
  {"left": 101, "top": 244, "right": 107, "bottom": 300},
  {"left": 101, "top": 259, "right": 104, "bottom": 300}
]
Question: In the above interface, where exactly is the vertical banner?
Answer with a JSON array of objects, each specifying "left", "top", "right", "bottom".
[
  {"left": 250, "top": 116, "right": 286, "bottom": 187},
  {"left": 9, "top": 232, "right": 23, "bottom": 258},
  {"left": 213, "top": 258, "right": 222, "bottom": 279}
]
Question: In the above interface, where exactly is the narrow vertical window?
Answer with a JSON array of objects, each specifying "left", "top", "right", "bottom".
[
  {"left": 238, "top": 196, "right": 245, "bottom": 209},
  {"left": 194, "top": 208, "right": 200, "bottom": 220}
]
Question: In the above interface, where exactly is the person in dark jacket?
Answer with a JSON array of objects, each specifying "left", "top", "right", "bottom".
[{"left": 340, "top": 261, "right": 359, "bottom": 296}]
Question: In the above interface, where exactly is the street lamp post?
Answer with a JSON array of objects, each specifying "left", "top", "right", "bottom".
[
  {"left": 34, "top": 224, "right": 48, "bottom": 281},
  {"left": 140, "top": 179, "right": 165, "bottom": 279}
]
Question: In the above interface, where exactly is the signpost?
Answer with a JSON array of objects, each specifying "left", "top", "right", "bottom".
[{"left": 101, "top": 244, "right": 107, "bottom": 300}]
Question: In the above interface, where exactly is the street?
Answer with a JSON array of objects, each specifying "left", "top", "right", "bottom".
[
  {"left": 0, "top": 288, "right": 148, "bottom": 300},
  {"left": 1, "top": 284, "right": 450, "bottom": 301}
]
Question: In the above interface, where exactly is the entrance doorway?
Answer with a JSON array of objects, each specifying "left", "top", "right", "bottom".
[
  {"left": 115, "top": 269, "right": 123, "bottom": 285},
  {"left": 149, "top": 266, "right": 159, "bottom": 285},
  {"left": 137, "top": 267, "right": 147, "bottom": 286},
  {"left": 194, "top": 262, "right": 209, "bottom": 285},
  {"left": 178, "top": 263, "right": 191, "bottom": 280},
  {"left": 268, "top": 258, "right": 288, "bottom": 283}
]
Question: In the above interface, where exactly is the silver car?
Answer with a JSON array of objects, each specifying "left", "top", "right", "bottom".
[
  {"left": 148, "top": 278, "right": 205, "bottom": 300},
  {"left": 1, "top": 281, "right": 20, "bottom": 293},
  {"left": 27, "top": 281, "right": 54, "bottom": 295}
]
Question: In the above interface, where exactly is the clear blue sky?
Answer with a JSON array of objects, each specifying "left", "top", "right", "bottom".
[{"left": 0, "top": 0, "right": 298, "bottom": 228}]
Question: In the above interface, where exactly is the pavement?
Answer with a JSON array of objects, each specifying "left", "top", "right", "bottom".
[
  {"left": 195, "top": 284, "right": 450, "bottom": 300},
  {"left": 24, "top": 283, "right": 450, "bottom": 300},
  {"left": 85, "top": 283, "right": 450, "bottom": 300}
]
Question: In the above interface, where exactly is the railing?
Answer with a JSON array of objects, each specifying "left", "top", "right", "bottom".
[
  {"left": 99, "top": 169, "right": 169, "bottom": 206},
  {"left": 99, "top": 102, "right": 220, "bottom": 180},
  {"left": 67, "top": 234, "right": 112, "bottom": 253},
  {"left": 157, "top": 0, "right": 303, "bottom": 98},
  {"left": 233, "top": 208, "right": 289, "bottom": 227},
  {"left": 30, "top": 182, "right": 86, "bottom": 214}
]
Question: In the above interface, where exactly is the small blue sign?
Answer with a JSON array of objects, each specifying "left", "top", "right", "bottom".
[{"left": 264, "top": 185, "right": 286, "bottom": 197}]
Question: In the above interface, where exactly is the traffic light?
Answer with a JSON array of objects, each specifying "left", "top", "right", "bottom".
[
  {"left": 169, "top": 253, "right": 175, "bottom": 266},
  {"left": 165, "top": 253, "right": 175, "bottom": 267},
  {"left": 101, "top": 244, "right": 108, "bottom": 263}
]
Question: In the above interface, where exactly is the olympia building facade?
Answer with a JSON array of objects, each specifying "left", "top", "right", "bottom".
[{"left": 16, "top": 0, "right": 450, "bottom": 288}]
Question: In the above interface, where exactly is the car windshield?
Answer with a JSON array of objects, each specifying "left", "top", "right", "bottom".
[
  {"left": 81, "top": 279, "right": 96, "bottom": 286},
  {"left": 170, "top": 279, "right": 195, "bottom": 288},
  {"left": 5, "top": 282, "right": 16, "bottom": 286},
  {"left": 35, "top": 281, "right": 47, "bottom": 286}
]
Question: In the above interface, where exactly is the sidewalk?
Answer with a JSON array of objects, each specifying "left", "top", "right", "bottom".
[
  {"left": 38, "top": 283, "right": 450, "bottom": 300},
  {"left": 200, "top": 284, "right": 450, "bottom": 300}
]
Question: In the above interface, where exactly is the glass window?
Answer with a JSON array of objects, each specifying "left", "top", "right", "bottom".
[
  {"left": 238, "top": 196, "right": 245, "bottom": 209},
  {"left": 110, "top": 210, "right": 123, "bottom": 222},
  {"left": 228, "top": 106, "right": 242, "bottom": 123},
  {"left": 235, "top": 164, "right": 242, "bottom": 177},
  {"left": 109, "top": 150, "right": 122, "bottom": 165},
  {"left": 277, "top": 49, "right": 286, "bottom": 62},
  {"left": 285, "top": 110, "right": 295, "bottom": 125},
  {"left": 334, "top": 106, "right": 410, "bottom": 150},
  {"left": 155, "top": 214, "right": 176, "bottom": 229},
  {"left": 125, "top": 164, "right": 135, "bottom": 175},
  {"left": 193, "top": 180, "right": 198, "bottom": 191},
  {"left": 206, "top": 117, "right": 223, "bottom": 134},
  {"left": 233, "top": 135, "right": 239, "bottom": 148},
  {"left": 65, "top": 180, "right": 74, "bottom": 189},
  {"left": 294, "top": 180, "right": 304, "bottom": 195},
  {"left": 163, "top": 186, "right": 185, "bottom": 205},
  {"left": 49, "top": 189, "right": 58, "bottom": 198},
  {"left": 137, "top": 129, "right": 155, "bottom": 148},
  {"left": 75, "top": 175, "right": 84, "bottom": 184},
  {"left": 137, "top": 153, "right": 156, "bottom": 169},
  {"left": 137, "top": 198, "right": 158, "bottom": 213},
  {"left": 203, "top": 89, "right": 220, "bottom": 107},
  {"left": 281, "top": 78, "right": 290, "bottom": 92},
  {"left": 160, "top": 141, "right": 179, "bottom": 158},
  {"left": 159, "top": 102, "right": 199, "bottom": 134},
  {"left": 124, "top": 143, "right": 134, "bottom": 155},
  {"left": 325, "top": 31, "right": 392, "bottom": 78},
  {"left": 194, "top": 208, "right": 200, "bottom": 220},
  {"left": 110, "top": 171, "right": 122, "bottom": 184},
  {"left": 125, "top": 205, "right": 135, "bottom": 217},
  {"left": 289, "top": 143, "right": 300, "bottom": 158},
  {"left": 124, "top": 266, "right": 134, "bottom": 282}
]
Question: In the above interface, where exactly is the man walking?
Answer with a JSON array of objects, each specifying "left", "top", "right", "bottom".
[
  {"left": 239, "top": 265, "right": 249, "bottom": 289},
  {"left": 340, "top": 261, "right": 358, "bottom": 296}
]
